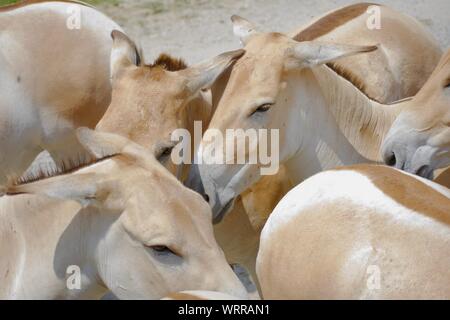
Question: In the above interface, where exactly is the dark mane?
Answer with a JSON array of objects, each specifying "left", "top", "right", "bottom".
[
  {"left": 0, "top": 0, "right": 93, "bottom": 12},
  {"left": 326, "top": 61, "right": 378, "bottom": 102},
  {"left": 292, "top": 3, "right": 381, "bottom": 102},
  {"left": 293, "top": 3, "right": 377, "bottom": 42},
  {"left": 146, "top": 53, "right": 188, "bottom": 71},
  {"left": 12, "top": 153, "right": 116, "bottom": 187}
]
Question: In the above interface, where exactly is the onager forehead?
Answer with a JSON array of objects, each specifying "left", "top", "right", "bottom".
[
  {"left": 103, "top": 68, "right": 185, "bottom": 147},
  {"left": 123, "top": 66, "right": 186, "bottom": 96},
  {"left": 116, "top": 53, "right": 189, "bottom": 100},
  {"left": 212, "top": 33, "right": 288, "bottom": 115},
  {"left": 123, "top": 167, "right": 214, "bottom": 243}
]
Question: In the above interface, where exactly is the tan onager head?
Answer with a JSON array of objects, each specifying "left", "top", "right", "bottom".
[
  {"left": 96, "top": 30, "right": 244, "bottom": 176},
  {"left": 383, "top": 49, "right": 450, "bottom": 178},
  {"left": 190, "top": 15, "right": 378, "bottom": 221},
  {"left": 1, "top": 129, "right": 247, "bottom": 299}
]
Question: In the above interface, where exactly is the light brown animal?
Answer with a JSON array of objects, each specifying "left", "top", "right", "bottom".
[
  {"left": 0, "top": 0, "right": 121, "bottom": 183},
  {"left": 382, "top": 49, "right": 450, "bottom": 178},
  {"left": 257, "top": 165, "right": 450, "bottom": 299},
  {"left": 0, "top": 128, "right": 248, "bottom": 299},
  {"left": 190, "top": 3, "right": 442, "bottom": 220}
]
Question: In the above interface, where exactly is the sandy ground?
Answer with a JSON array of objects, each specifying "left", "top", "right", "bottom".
[{"left": 96, "top": 0, "right": 450, "bottom": 65}]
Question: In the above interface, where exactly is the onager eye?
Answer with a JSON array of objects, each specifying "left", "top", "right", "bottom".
[
  {"left": 148, "top": 245, "right": 179, "bottom": 256},
  {"left": 250, "top": 103, "right": 273, "bottom": 116}
]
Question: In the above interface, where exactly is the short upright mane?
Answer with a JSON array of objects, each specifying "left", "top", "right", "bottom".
[
  {"left": 146, "top": 54, "right": 188, "bottom": 71},
  {"left": 10, "top": 153, "right": 116, "bottom": 188},
  {"left": 293, "top": 3, "right": 377, "bottom": 42},
  {"left": 326, "top": 61, "right": 378, "bottom": 102},
  {"left": 0, "top": 0, "right": 93, "bottom": 12},
  {"left": 293, "top": 2, "right": 380, "bottom": 102}
]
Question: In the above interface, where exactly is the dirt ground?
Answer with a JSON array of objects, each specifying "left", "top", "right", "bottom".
[{"left": 96, "top": 0, "right": 450, "bottom": 64}]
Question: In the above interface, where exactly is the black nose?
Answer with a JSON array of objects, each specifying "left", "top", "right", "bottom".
[
  {"left": 185, "top": 164, "right": 209, "bottom": 202},
  {"left": 385, "top": 152, "right": 396, "bottom": 167}
]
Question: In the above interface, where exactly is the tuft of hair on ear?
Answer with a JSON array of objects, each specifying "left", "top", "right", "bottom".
[
  {"left": 135, "top": 45, "right": 143, "bottom": 66},
  {"left": 111, "top": 30, "right": 144, "bottom": 66},
  {"left": 150, "top": 53, "right": 188, "bottom": 71}
]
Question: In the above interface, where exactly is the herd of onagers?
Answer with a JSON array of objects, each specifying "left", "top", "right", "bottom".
[{"left": 0, "top": 1, "right": 449, "bottom": 299}]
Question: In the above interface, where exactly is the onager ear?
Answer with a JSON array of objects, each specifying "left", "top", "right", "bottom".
[
  {"left": 76, "top": 127, "right": 130, "bottom": 159},
  {"left": 110, "top": 30, "right": 141, "bottom": 80},
  {"left": 231, "top": 15, "right": 260, "bottom": 45},
  {"left": 179, "top": 49, "right": 245, "bottom": 94},
  {"left": 6, "top": 173, "right": 117, "bottom": 208},
  {"left": 286, "top": 41, "right": 378, "bottom": 69},
  {"left": 76, "top": 128, "right": 157, "bottom": 170}
]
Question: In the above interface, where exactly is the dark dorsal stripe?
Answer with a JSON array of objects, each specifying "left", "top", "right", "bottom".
[
  {"left": 334, "top": 165, "right": 450, "bottom": 226},
  {"left": 293, "top": 2, "right": 382, "bottom": 102},
  {"left": 0, "top": 0, "right": 93, "bottom": 12},
  {"left": 293, "top": 3, "right": 377, "bottom": 42}
]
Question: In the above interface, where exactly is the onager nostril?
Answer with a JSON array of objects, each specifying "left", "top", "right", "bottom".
[
  {"left": 203, "top": 193, "right": 210, "bottom": 203},
  {"left": 386, "top": 153, "right": 396, "bottom": 167}
]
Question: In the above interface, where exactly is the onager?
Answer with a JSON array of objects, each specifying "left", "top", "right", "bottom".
[
  {"left": 188, "top": 3, "right": 442, "bottom": 221},
  {"left": 0, "top": 129, "right": 248, "bottom": 300},
  {"left": 95, "top": 30, "right": 290, "bottom": 289},
  {"left": 96, "top": 30, "right": 244, "bottom": 179},
  {"left": 382, "top": 49, "right": 450, "bottom": 180},
  {"left": 257, "top": 165, "right": 450, "bottom": 299},
  {"left": 0, "top": 0, "right": 122, "bottom": 183}
]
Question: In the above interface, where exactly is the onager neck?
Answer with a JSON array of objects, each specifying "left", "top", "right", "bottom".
[
  {"left": 285, "top": 66, "right": 403, "bottom": 183},
  {"left": 314, "top": 65, "right": 403, "bottom": 161}
]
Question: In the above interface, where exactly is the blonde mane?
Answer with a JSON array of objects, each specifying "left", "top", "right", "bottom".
[
  {"left": 325, "top": 62, "right": 379, "bottom": 102},
  {"left": 4, "top": 153, "right": 118, "bottom": 194},
  {"left": 312, "top": 65, "right": 400, "bottom": 161},
  {"left": 293, "top": 3, "right": 377, "bottom": 41}
]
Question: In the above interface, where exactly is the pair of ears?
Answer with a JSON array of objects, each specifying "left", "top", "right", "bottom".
[
  {"left": 110, "top": 19, "right": 378, "bottom": 92},
  {"left": 6, "top": 128, "right": 155, "bottom": 209},
  {"left": 110, "top": 30, "right": 245, "bottom": 94},
  {"left": 232, "top": 15, "right": 378, "bottom": 69}
]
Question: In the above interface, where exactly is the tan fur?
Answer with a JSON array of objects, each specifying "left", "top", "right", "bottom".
[
  {"left": 382, "top": 49, "right": 450, "bottom": 176},
  {"left": 326, "top": 61, "right": 377, "bottom": 102},
  {"left": 293, "top": 3, "right": 376, "bottom": 42},
  {"left": 335, "top": 165, "right": 450, "bottom": 225},
  {"left": 435, "top": 167, "right": 450, "bottom": 188},
  {"left": 0, "top": 1, "right": 121, "bottom": 183},
  {"left": 196, "top": 4, "right": 441, "bottom": 225},
  {"left": 0, "top": 130, "right": 248, "bottom": 299},
  {"left": 257, "top": 165, "right": 450, "bottom": 299},
  {"left": 96, "top": 35, "right": 243, "bottom": 179},
  {"left": 290, "top": 5, "right": 442, "bottom": 103}
]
